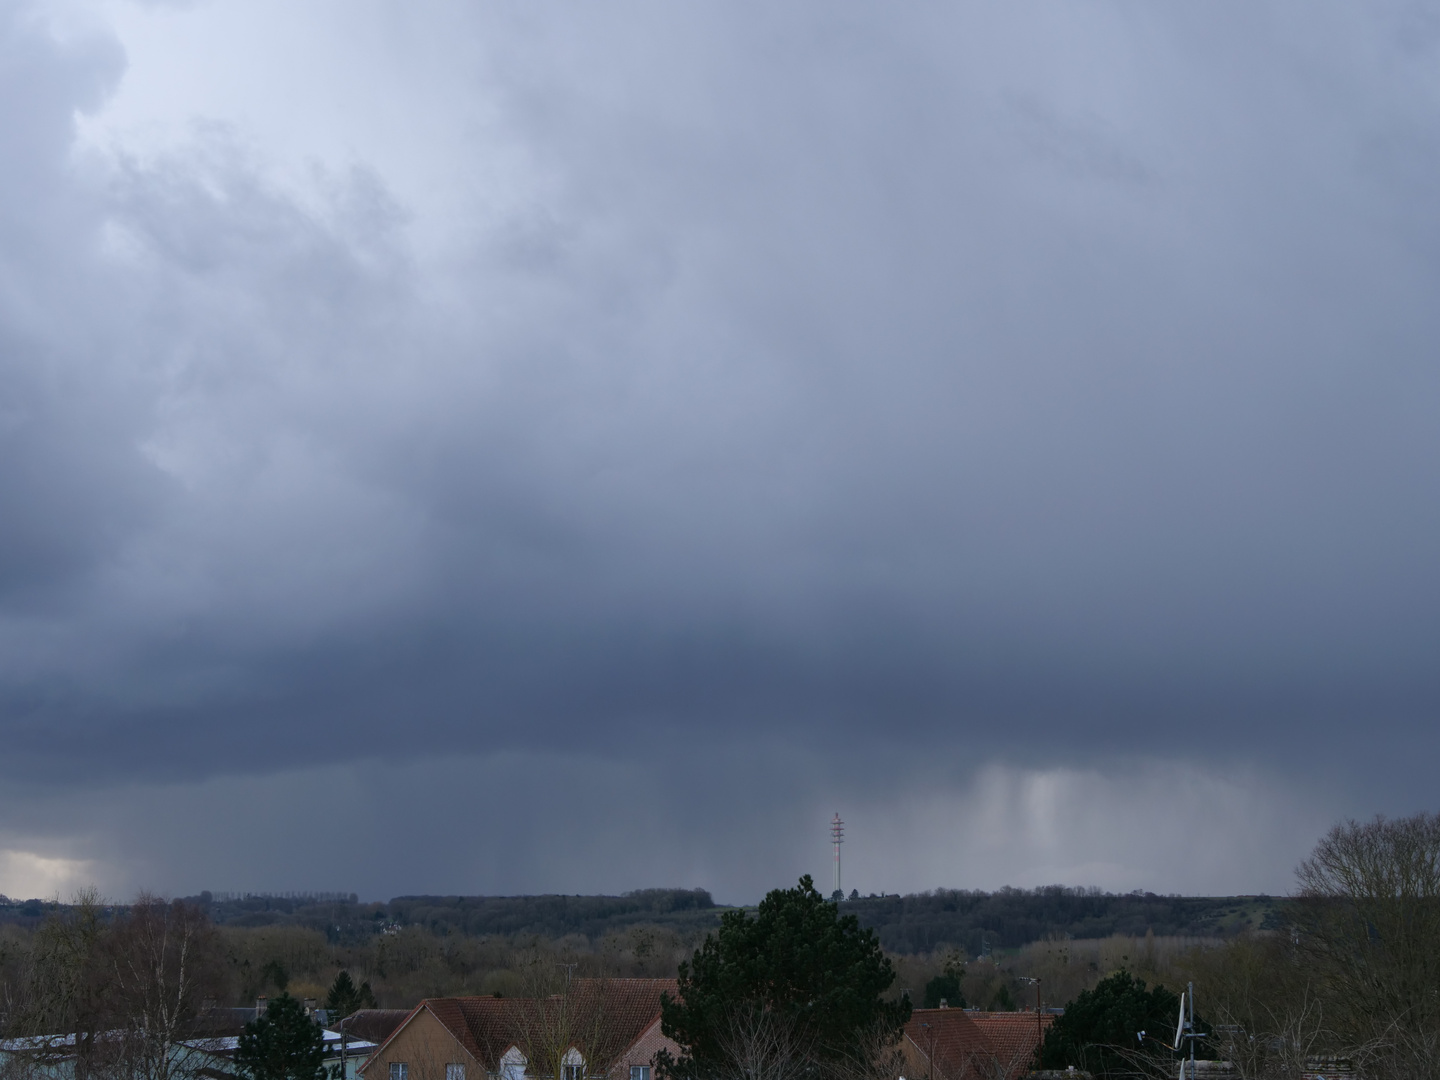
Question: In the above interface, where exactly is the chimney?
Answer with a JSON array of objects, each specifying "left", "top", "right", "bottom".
[
  {"left": 939, "top": 999, "right": 948, "bottom": 1009},
  {"left": 256, "top": 996, "right": 268, "bottom": 1018}
]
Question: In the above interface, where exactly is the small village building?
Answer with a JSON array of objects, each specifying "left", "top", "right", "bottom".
[
  {"left": 902, "top": 1007, "right": 1054, "bottom": 1080},
  {"left": 359, "top": 979, "right": 679, "bottom": 1080}
]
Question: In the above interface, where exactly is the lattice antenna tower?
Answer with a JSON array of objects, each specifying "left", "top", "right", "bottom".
[{"left": 831, "top": 813, "right": 845, "bottom": 898}]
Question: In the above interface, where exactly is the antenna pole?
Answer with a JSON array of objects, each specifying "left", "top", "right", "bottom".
[{"left": 1188, "top": 981, "right": 1196, "bottom": 1079}]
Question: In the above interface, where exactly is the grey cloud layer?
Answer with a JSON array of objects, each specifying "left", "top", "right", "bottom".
[
  {"left": 1, "top": 0, "right": 1438, "bottom": 887},
  {"left": 0, "top": 750, "right": 1337, "bottom": 902}
]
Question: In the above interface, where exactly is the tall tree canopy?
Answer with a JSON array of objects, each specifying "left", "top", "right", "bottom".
[
  {"left": 1038, "top": 971, "right": 1200, "bottom": 1077},
  {"left": 324, "top": 971, "right": 375, "bottom": 1020},
  {"left": 1293, "top": 812, "right": 1440, "bottom": 1078},
  {"left": 920, "top": 972, "right": 965, "bottom": 1011},
  {"left": 236, "top": 994, "right": 327, "bottom": 1080},
  {"left": 660, "top": 876, "right": 909, "bottom": 1079}
]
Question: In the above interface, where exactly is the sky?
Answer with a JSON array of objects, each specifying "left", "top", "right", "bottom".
[{"left": 1, "top": 0, "right": 1438, "bottom": 904}]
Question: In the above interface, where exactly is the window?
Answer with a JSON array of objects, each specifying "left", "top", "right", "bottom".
[
  {"left": 563, "top": 1067, "right": 584, "bottom": 1080},
  {"left": 448, "top": 1066, "right": 466, "bottom": 1080},
  {"left": 630, "top": 1068, "right": 650, "bottom": 1080},
  {"left": 501, "top": 1048, "right": 527, "bottom": 1080},
  {"left": 390, "top": 1065, "right": 409, "bottom": 1080}
]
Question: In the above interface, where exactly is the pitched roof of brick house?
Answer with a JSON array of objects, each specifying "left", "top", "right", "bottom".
[
  {"left": 364, "top": 979, "right": 678, "bottom": 1075},
  {"left": 425, "top": 996, "right": 526, "bottom": 1070},
  {"left": 570, "top": 978, "right": 677, "bottom": 1054},
  {"left": 906, "top": 1008, "right": 991, "bottom": 1080},
  {"left": 904, "top": 1008, "right": 1053, "bottom": 1080},
  {"left": 338, "top": 1010, "right": 413, "bottom": 1046},
  {"left": 966, "top": 1012, "right": 1053, "bottom": 1074}
]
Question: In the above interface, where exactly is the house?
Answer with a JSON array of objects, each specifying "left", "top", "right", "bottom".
[
  {"left": 902, "top": 1008, "right": 1054, "bottom": 1080},
  {"left": 339, "top": 1012, "right": 414, "bottom": 1047},
  {"left": 0, "top": 1021, "right": 381, "bottom": 1080},
  {"left": 359, "top": 979, "right": 679, "bottom": 1080},
  {"left": 325, "top": 1012, "right": 411, "bottom": 1080},
  {"left": 322, "top": 1028, "right": 383, "bottom": 1080},
  {"left": 0, "top": 1031, "right": 240, "bottom": 1080},
  {"left": 188, "top": 1001, "right": 384, "bottom": 1080}
]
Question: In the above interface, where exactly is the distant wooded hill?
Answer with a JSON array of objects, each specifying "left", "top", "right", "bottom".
[
  {"left": 183, "top": 888, "right": 723, "bottom": 944},
  {"left": 844, "top": 888, "right": 1281, "bottom": 953},
  {"left": 1, "top": 886, "right": 1282, "bottom": 952},
  {"left": 384, "top": 889, "right": 722, "bottom": 939}
]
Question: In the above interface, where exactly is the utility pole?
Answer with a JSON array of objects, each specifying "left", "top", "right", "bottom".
[
  {"left": 1036, "top": 978, "right": 1042, "bottom": 1047},
  {"left": 1019, "top": 978, "right": 1042, "bottom": 1052}
]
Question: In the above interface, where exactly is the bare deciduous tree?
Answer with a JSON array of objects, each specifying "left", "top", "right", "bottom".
[
  {"left": 706, "top": 1004, "right": 813, "bottom": 1080},
  {"left": 508, "top": 957, "right": 627, "bottom": 1080},
  {"left": 104, "top": 895, "right": 228, "bottom": 1080},
  {"left": 1206, "top": 995, "right": 1339, "bottom": 1080},
  {"left": 1293, "top": 813, "right": 1440, "bottom": 1080},
  {"left": 821, "top": 1019, "right": 907, "bottom": 1080},
  {"left": 3, "top": 890, "right": 111, "bottom": 1080}
]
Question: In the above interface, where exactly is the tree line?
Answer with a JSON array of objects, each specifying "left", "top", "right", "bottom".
[
  {"left": 8, "top": 813, "right": 1440, "bottom": 1078},
  {"left": 1033, "top": 813, "right": 1440, "bottom": 1078},
  {"left": 0, "top": 888, "right": 1273, "bottom": 956},
  {"left": 846, "top": 890, "right": 1276, "bottom": 956},
  {"left": 0, "top": 911, "right": 700, "bottom": 1018},
  {"left": 0, "top": 893, "right": 227, "bottom": 1080}
]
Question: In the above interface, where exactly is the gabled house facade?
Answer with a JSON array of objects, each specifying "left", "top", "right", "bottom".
[{"left": 358, "top": 980, "right": 679, "bottom": 1080}]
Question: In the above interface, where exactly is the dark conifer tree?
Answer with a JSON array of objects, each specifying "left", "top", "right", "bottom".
[
  {"left": 660, "top": 876, "right": 909, "bottom": 1080},
  {"left": 237, "top": 993, "right": 326, "bottom": 1080}
]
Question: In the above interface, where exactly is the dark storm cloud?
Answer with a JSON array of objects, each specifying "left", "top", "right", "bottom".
[
  {"left": 0, "top": 12, "right": 145, "bottom": 607},
  {"left": 1, "top": 0, "right": 1439, "bottom": 894}
]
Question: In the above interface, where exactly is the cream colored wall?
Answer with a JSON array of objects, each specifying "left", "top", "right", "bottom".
[
  {"left": 361, "top": 1006, "right": 676, "bottom": 1080},
  {"left": 362, "top": 1007, "right": 481, "bottom": 1080}
]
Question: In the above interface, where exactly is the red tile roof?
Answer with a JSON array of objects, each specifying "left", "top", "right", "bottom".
[
  {"left": 967, "top": 1012, "right": 1052, "bottom": 1074},
  {"left": 905, "top": 1009, "right": 1052, "bottom": 1080},
  {"left": 367, "top": 979, "right": 678, "bottom": 1075},
  {"left": 426, "top": 996, "right": 525, "bottom": 1070},
  {"left": 338, "top": 1011, "right": 413, "bottom": 1046}
]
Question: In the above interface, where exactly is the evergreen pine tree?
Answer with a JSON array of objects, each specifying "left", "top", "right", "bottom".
[
  {"left": 237, "top": 993, "right": 327, "bottom": 1080},
  {"left": 660, "top": 876, "right": 909, "bottom": 1080},
  {"left": 325, "top": 972, "right": 361, "bottom": 1019}
]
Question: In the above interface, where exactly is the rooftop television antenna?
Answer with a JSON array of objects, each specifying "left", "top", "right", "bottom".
[
  {"left": 1173, "top": 984, "right": 1204, "bottom": 1079},
  {"left": 1138, "top": 982, "right": 1205, "bottom": 1079}
]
